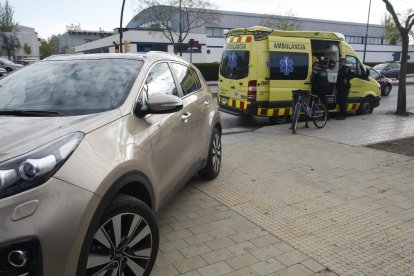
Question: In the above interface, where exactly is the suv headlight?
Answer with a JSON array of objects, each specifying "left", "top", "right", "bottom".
[{"left": 0, "top": 132, "right": 84, "bottom": 199}]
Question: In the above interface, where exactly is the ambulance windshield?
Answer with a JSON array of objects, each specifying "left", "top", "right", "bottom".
[{"left": 220, "top": 50, "right": 250, "bottom": 79}]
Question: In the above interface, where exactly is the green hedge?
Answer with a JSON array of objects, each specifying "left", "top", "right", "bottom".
[
  {"left": 193, "top": 62, "right": 220, "bottom": 81},
  {"left": 365, "top": 62, "right": 414, "bottom": 74}
]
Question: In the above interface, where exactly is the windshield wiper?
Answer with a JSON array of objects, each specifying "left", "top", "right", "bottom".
[{"left": 0, "top": 110, "right": 61, "bottom": 116}]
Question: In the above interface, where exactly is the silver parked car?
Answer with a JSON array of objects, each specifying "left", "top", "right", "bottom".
[
  {"left": 0, "top": 58, "right": 23, "bottom": 72},
  {"left": 0, "top": 53, "right": 221, "bottom": 275}
]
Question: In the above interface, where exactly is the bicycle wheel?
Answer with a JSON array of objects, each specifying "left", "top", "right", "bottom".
[
  {"left": 291, "top": 103, "right": 301, "bottom": 134},
  {"left": 313, "top": 102, "right": 328, "bottom": 128}
]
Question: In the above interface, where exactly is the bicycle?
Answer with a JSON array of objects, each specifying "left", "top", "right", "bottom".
[{"left": 291, "top": 90, "right": 328, "bottom": 134}]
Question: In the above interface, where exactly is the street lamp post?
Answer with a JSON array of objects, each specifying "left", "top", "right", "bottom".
[
  {"left": 363, "top": 0, "right": 372, "bottom": 63},
  {"left": 179, "top": 0, "right": 182, "bottom": 56},
  {"left": 119, "top": 0, "right": 126, "bottom": 53}
]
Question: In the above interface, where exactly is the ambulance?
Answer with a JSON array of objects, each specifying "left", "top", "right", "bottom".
[{"left": 218, "top": 26, "right": 381, "bottom": 123}]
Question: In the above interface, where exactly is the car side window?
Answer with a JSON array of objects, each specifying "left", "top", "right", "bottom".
[
  {"left": 370, "top": 69, "right": 380, "bottom": 79},
  {"left": 145, "top": 62, "right": 178, "bottom": 98},
  {"left": 190, "top": 68, "right": 202, "bottom": 90},
  {"left": 171, "top": 63, "right": 200, "bottom": 96}
]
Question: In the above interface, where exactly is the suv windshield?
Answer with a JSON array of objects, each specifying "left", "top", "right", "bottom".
[
  {"left": 220, "top": 50, "right": 250, "bottom": 79},
  {"left": 0, "top": 59, "right": 143, "bottom": 116}
]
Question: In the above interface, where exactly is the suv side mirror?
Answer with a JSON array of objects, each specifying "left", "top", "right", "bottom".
[{"left": 135, "top": 93, "right": 183, "bottom": 116}]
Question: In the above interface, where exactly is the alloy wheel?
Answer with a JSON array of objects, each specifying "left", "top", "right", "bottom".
[
  {"left": 86, "top": 213, "right": 152, "bottom": 276},
  {"left": 212, "top": 133, "right": 221, "bottom": 173}
]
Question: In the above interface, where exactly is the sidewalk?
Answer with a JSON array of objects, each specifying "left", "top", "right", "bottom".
[{"left": 153, "top": 113, "right": 414, "bottom": 275}]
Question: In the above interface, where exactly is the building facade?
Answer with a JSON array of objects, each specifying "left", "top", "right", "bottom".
[
  {"left": 75, "top": 8, "right": 414, "bottom": 63},
  {"left": 0, "top": 25, "right": 40, "bottom": 61},
  {"left": 59, "top": 29, "right": 112, "bottom": 54}
]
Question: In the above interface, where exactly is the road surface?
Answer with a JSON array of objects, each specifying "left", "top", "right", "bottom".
[{"left": 213, "top": 84, "right": 414, "bottom": 134}]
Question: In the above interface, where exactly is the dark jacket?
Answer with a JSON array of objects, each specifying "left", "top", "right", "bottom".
[
  {"left": 336, "top": 65, "right": 353, "bottom": 89},
  {"left": 312, "top": 68, "right": 331, "bottom": 94}
]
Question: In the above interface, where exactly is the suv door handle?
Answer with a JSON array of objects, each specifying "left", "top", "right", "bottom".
[
  {"left": 204, "top": 100, "right": 210, "bottom": 106},
  {"left": 181, "top": 112, "right": 191, "bottom": 121},
  {"left": 304, "top": 82, "right": 311, "bottom": 85},
  {"left": 230, "top": 86, "right": 236, "bottom": 89}
]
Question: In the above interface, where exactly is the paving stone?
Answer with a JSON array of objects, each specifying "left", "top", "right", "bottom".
[
  {"left": 277, "top": 264, "right": 313, "bottom": 276},
  {"left": 173, "top": 256, "right": 208, "bottom": 273},
  {"left": 193, "top": 214, "right": 222, "bottom": 225},
  {"left": 184, "top": 233, "right": 213, "bottom": 246},
  {"left": 229, "top": 229, "right": 262, "bottom": 243},
  {"left": 197, "top": 261, "right": 234, "bottom": 275},
  {"left": 225, "top": 253, "right": 259, "bottom": 270},
  {"left": 227, "top": 241, "right": 258, "bottom": 256},
  {"left": 223, "top": 267, "right": 260, "bottom": 276},
  {"left": 251, "top": 245, "right": 284, "bottom": 261},
  {"left": 205, "top": 237, "right": 236, "bottom": 250},
  {"left": 180, "top": 271, "right": 202, "bottom": 276},
  {"left": 165, "top": 229, "right": 194, "bottom": 241},
  {"left": 301, "top": 259, "right": 326, "bottom": 273},
  {"left": 156, "top": 251, "right": 186, "bottom": 267},
  {"left": 276, "top": 250, "right": 309, "bottom": 266},
  {"left": 250, "top": 258, "right": 286, "bottom": 275},
  {"left": 160, "top": 239, "right": 189, "bottom": 253},
  {"left": 201, "top": 248, "right": 234, "bottom": 264},
  {"left": 180, "top": 243, "right": 212, "bottom": 258},
  {"left": 189, "top": 223, "right": 218, "bottom": 235},
  {"left": 229, "top": 221, "right": 257, "bottom": 233},
  {"left": 151, "top": 264, "right": 179, "bottom": 276},
  {"left": 250, "top": 234, "right": 281, "bottom": 248}
]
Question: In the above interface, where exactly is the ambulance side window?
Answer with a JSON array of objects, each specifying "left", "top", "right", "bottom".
[
  {"left": 345, "top": 55, "right": 364, "bottom": 78},
  {"left": 269, "top": 52, "right": 309, "bottom": 80}
]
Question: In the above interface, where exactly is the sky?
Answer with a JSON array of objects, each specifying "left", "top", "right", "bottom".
[{"left": 9, "top": 0, "right": 414, "bottom": 39}]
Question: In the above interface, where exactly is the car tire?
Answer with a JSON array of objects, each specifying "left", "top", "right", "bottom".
[
  {"left": 5, "top": 67, "right": 12, "bottom": 73},
  {"left": 381, "top": 84, "right": 392, "bottom": 96},
  {"left": 80, "top": 194, "right": 159, "bottom": 276},
  {"left": 357, "top": 97, "right": 374, "bottom": 115},
  {"left": 199, "top": 128, "right": 221, "bottom": 180}
]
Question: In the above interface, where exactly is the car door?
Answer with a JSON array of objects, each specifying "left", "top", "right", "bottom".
[
  {"left": 170, "top": 62, "right": 212, "bottom": 162},
  {"left": 142, "top": 62, "right": 194, "bottom": 202},
  {"left": 268, "top": 36, "right": 312, "bottom": 106},
  {"left": 345, "top": 55, "right": 368, "bottom": 103}
]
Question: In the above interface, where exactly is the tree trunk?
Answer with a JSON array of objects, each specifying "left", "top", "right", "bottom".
[{"left": 396, "top": 33, "right": 409, "bottom": 115}]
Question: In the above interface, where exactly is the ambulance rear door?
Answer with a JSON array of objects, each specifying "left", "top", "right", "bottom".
[
  {"left": 219, "top": 36, "right": 254, "bottom": 108},
  {"left": 268, "top": 36, "right": 312, "bottom": 109}
]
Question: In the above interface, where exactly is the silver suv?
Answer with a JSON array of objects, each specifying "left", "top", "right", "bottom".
[{"left": 0, "top": 53, "right": 221, "bottom": 275}]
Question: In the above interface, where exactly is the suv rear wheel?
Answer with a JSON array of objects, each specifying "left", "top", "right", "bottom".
[{"left": 81, "top": 194, "right": 159, "bottom": 276}]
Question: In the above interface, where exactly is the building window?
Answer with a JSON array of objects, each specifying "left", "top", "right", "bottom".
[
  {"left": 345, "top": 36, "right": 383, "bottom": 45},
  {"left": 206, "top": 27, "right": 228, "bottom": 37},
  {"left": 137, "top": 43, "right": 168, "bottom": 52},
  {"left": 345, "top": 36, "right": 364, "bottom": 44}
]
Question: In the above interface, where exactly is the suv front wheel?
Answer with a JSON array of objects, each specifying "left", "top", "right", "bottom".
[
  {"left": 80, "top": 194, "right": 159, "bottom": 276},
  {"left": 199, "top": 128, "right": 221, "bottom": 180}
]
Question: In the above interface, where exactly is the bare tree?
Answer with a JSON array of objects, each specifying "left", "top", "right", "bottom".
[
  {"left": 137, "top": 0, "right": 219, "bottom": 56},
  {"left": 382, "top": 0, "right": 414, "bottom": 115},
  {"left": 261, "top": 9, "right": 302, "bottom": 31}
]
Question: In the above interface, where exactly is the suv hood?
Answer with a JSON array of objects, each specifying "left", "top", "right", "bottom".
[{"left": 0, "top": 110, "right": 121, "bottom": 162}]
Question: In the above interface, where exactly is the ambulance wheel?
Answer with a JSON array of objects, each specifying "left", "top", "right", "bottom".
[
  {"left": 357, "top": 97, "right": 374, "bottom": 115},
  {"left": 268, "top": 115, "right": 289, "bottom": 125},
  {"left": 199, "top": 128, "right": 221, "bottom": 180}
]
